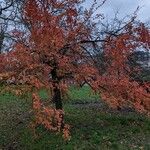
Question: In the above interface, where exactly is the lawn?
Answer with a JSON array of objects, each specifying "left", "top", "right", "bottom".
[{"left": 0, "top": 86, "right": 150, "bottom": 150}]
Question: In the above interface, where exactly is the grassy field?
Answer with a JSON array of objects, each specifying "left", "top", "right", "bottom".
[{"left": 0, "top": 86, "right": 150, "bottom": 150}]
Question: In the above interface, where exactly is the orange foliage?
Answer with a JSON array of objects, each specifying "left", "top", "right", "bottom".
[
  {"left": 32, "top": 92, "right": 70, "bottom": 140},
  {"left": 91, "top": 25, "right": 150, "bottom": 114}
]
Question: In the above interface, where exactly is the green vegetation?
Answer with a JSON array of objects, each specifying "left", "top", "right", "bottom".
[
  {"left": 68, "top": 85, "right": 100, "bottom": 103},
  {"left": 0, "top": 86, "right": 150, "bottom": 150}
]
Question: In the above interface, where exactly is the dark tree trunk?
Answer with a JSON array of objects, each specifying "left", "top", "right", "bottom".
[
  {"left": 53, "top": 85, "right": 63, "bottom": 110},
  {"left": 51, "top": 66, "right": 63, "bottom": 110},
  {"left": 51, "top": 66, "right": 64, "bottom": 129}
]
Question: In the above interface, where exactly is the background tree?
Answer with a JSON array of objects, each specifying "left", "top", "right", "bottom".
[{"left": 0, "top": 0, "right": 26, "bottom": 53}]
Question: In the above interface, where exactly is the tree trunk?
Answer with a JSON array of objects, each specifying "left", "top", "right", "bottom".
[
  {"left": 51, "top": 65, "right": 64, "bottom": 129},
  {"left": 51, "top": 66, "right": 63, "bottom": 110},
  {"left": 53, "top": 85, "right": 63, "bottom": 110}
]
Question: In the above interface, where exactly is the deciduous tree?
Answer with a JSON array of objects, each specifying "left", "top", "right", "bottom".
[{"left": 0, "top": 0, "right": 149, "bottom": 140}]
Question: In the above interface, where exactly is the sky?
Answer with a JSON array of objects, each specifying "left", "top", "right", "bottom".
[
  {"left": 84, "top": 0, "right": 150, "bottom": 22},
  {"left": 0, "top": 0, "right": 149, "bottom": 22}
]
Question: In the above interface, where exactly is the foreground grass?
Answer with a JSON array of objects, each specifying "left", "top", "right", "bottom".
[{"left": 0, "top": 86, "right": 150, "bottom": 149}]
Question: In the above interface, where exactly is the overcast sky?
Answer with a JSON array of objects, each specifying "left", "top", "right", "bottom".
[
  {"left": 0, "top": 0, "right": 149, "bottom": 22},
  {"left": 85, "top": 0, "right": 150, "bottom": 22}
]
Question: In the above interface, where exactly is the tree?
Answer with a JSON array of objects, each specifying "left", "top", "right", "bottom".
[
  {"left": 0, "top": 0, "right": 150, "bottom": 139},
  {"left": 128, "top": 50, "right": 150, "bottom": 82},
  {"left": 0, "top": 0, "right": 26, "bottom": 53}
]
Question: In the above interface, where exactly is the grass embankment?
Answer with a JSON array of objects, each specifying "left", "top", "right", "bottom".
[{"left": 0, "top": 86, "right": 150, "bottom": 150}]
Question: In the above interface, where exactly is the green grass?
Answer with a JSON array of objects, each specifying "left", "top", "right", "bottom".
[
  {"left": 0, "top": 86, "right": 150, "bottom": 149},
  {"left": 67, "top": 85, "right": 100, "bottom": 103}
]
